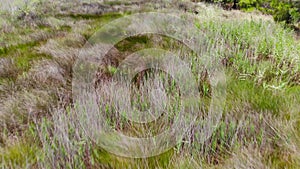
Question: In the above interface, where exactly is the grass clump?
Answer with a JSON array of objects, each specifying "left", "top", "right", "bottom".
[{"left": 0, "top": 141, "right": 39, "bottom": 169}]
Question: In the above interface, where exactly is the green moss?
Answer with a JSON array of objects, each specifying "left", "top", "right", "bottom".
[
  {"left": 0, "top": 42, "right": 36, "bottom": 55},
  {"left": 105, "top": 1, "right": 122, "bottom": 6},
  {"left": 107, "top": 65, "right": 118, "bottom": 75},
  {"left": 78, "top": 13, "right": 124, "bottom": 39},
  {"left": 115, "top": 35, "right": 151, "bottom": 52},
  {"left": 0, "top": 41, "right": 52, "bottom": 73},
  {"left": 56, "top": 12, "right": 121, "bottom": 20}
]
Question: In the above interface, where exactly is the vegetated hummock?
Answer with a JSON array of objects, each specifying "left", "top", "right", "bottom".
[{"left": 0, "top": 0, "right": 300, "bottom": 169}]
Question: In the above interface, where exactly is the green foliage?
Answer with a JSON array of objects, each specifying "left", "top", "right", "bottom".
[
  {"left": 239, "top": 0, "right": 259, "bottom": 9},
  {"left": 201, "top": 0, "right": 300, "bottom": 25},
  {"left": 271, "top": 1, "right": 292, "bottom": 23}
]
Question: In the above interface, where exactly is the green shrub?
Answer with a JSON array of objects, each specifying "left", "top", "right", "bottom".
[{"left": 201, "top": 0, "right": 300, "bottom": 25}]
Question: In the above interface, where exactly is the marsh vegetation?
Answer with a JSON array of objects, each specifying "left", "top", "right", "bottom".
[{"left": 0, "top": 0, "right": 300, "bottom": 168}]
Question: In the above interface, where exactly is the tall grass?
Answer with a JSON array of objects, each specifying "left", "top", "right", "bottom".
[{"left": 0, "top": 1, "right": 299, "bottom": 168}]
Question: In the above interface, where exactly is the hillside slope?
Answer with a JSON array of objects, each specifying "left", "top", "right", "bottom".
[{"left": 0, "top": 1, "right": 300, "bottom": 168}]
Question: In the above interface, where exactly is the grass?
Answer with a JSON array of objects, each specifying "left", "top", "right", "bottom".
[
  {"left": 0, "top": 142, "right": 39, "bottom": 168},
  {"left": 0, "top": 0, "right": 299, "bottom": 168},
  {"left": 225, "top": 73, "right": 289, "bottom": 115}
]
